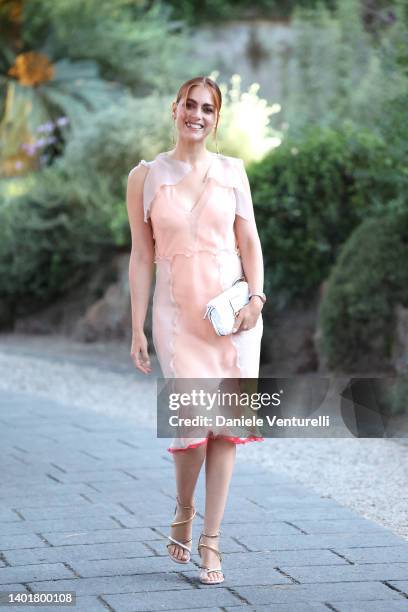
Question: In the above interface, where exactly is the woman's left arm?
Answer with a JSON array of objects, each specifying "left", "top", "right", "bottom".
[
  {"left": 232, "top": 160, "right": 265, "bottom": 333},
  {"left": 233, "top": 217, "right": 264, "bottom": 332}
]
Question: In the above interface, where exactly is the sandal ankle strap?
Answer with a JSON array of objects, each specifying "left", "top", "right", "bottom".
[
  {"left": 198, "top": 542, "right": 222, "bottom": 561},
  {"left": 170, "top": 508, "right": 196, "bottom": 527},
  {"left": 198, "top": 532, "right": 223, "bottom": 563},
  {"left": 200, "top": 530, "right": 221, "bottom": 538},
  {"left": 176, "top": 495, "right": 195, "bottom": 509},
  {"left": 170, "top": 497, "right": 196, "bottom": 528}
]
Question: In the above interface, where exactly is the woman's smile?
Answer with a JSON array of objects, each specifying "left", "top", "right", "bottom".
[{"left": 185, "top": 121, "right": 205, "bottom": 131}]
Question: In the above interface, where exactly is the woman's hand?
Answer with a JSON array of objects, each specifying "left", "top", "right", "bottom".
[
  {"left": 130, "top": 330, "right": 152, "bottom": 374},
  {"left": 232, "top": 298, "right": 263, "bottom": 334}
]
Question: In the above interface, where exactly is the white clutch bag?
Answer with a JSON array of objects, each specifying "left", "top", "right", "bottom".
[{"left": 203, "top": 277, "right": 249, "bottom": 336}]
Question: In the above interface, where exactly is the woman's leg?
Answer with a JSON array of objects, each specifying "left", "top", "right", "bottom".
[
  {"left": 168, "top": 443, "right": 207, "bottom": 561},
  {"left": 200, "top": 437, "right": 236, "bottom": 581}
]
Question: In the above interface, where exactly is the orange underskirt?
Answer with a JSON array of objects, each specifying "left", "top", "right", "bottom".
[{"left": 167, "top": 434, "right": 264, "bottom": 453}]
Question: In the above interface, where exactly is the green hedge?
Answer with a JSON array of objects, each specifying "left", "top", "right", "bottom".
[
  {"left": 0, "top": 164, "right": 115, "bottom": 317},
  {"left": 248, "top": 124, "right": 400, "bottom": 307},
  {"left": 319, "top": 211, "right": 408, "bottom": 371},
  {"left": 164, "top": 0, "right": 336, "bottom": 24}
]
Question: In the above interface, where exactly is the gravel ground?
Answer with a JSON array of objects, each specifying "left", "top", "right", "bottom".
[{"left": 0, "top": 333, "right": 407, "bottom": 541}]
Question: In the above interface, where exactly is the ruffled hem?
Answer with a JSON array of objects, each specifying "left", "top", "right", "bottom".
[{"left": 167, "top": 434, "right": 264, "bottom": 453}]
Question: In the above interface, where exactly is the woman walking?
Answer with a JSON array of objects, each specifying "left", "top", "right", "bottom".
[{"left": 126, "top": 76, "right": 266, "bottom": 584}]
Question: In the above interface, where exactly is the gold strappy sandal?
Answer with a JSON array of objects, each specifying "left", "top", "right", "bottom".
[
  {"left": 166, "top": 496, "right": 197, "bottom": 564},
  {"left": 197, "top": 530, "right": 225, "bottom": 584}
]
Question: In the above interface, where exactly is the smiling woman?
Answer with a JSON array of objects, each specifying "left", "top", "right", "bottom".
[
  {"left": 126, "top": 75, "right": 266, "bottom": 586},
  {"left": 184, "top": 99, "right": 215, "bottom": 131},
  {"left": 173, "top": 78, "right": 221, "bottom": 148}
]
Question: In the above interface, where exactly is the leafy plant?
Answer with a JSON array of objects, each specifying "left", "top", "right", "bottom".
[
  {"left": 163, "top": 0, "right": 336, "bottom": 25},
  {"left": 248, "top": 124, "right": 394, "bottom": 306},
  {"left": 0, "top": 0, "right": 194, "bottom": 177},
  {"left": 0, "top": 162, "right": 115, "bottom": 314},
  {"left": 283, "top": 0, "right": 407, "bottom": 138},
  {"left": 215, "top": 72, "right": 281, "bottom": 163},
  {"left": 319, "top": 211, "right": 408, "bottom": 371}
]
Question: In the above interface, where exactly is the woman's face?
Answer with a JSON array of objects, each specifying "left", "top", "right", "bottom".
[{"left": 173, "top": 84, "right": 218, "bottom": 143}]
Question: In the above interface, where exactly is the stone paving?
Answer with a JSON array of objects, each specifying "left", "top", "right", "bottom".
[{"left": 1, "top": 389, "right": 408, "bottom": 611}]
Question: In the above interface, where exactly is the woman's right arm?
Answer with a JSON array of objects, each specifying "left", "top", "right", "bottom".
[{"left": 126, "top": 164, "right": 155, "bottom": 374}]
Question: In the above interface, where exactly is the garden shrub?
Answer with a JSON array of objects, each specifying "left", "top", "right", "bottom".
[
  {"left": 0, "top": 93, "right": 176, "bottom": 316},
  {"left": 247, "top": 123, "right": 398, "bottom": 307},
  {"left": 61, "top": 94, "right": 174, "bottom": 201},
  {"left": 0, "top": 162, "right": 115, "bottom": 317},
  {"left": 319, "top": 211, "right": 408, "bottom": 372}
]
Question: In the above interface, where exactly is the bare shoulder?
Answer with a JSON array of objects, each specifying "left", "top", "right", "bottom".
[{"left": 128, "top": 161, "right": 150, "bottom": 188}]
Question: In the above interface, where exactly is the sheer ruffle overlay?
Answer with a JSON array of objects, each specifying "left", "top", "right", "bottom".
[{"left": 133, "top": 151, "right": 264, "bottom": 452}]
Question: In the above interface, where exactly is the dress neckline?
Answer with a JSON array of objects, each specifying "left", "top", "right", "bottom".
[
  {"left": 157, "top": 151, "right": 216, "bottom": 215},
  {"left": 157, "top": 150, "right": 217, "bottom": 170}
]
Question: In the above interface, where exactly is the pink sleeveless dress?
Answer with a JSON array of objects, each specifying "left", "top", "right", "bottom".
[{"left": 136, "top": 151, "right": 264, "bottom": 453}]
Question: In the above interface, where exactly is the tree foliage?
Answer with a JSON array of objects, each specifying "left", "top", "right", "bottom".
[{"left": 0, "top": 0, "right": 195, "bottom": 176}]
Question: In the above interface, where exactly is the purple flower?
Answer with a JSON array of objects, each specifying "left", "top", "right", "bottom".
[
  {"left": 36, "top": 121, "right": 54, "bottom": 133},
  {"left": 15, "top": 161, "right": 23, "bottom": 170},
  {"left": 21, "top": 142, "right": 38, "bottom": 156},
  {"left": 56, "top": 116, "right": 69, "bottom": 127}
]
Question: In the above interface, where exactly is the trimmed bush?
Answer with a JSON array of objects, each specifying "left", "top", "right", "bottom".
[
  {"left": 248, "top": 124, "right": 399, "bottom": 307},
  {"left": 319, "top": 211, "right": 408, "bottom": 371}
]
